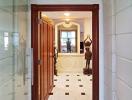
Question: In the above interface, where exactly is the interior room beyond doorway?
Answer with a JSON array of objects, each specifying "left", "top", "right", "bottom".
[{"left": 42, "top": 11, "right": 92, "bottom": 73}]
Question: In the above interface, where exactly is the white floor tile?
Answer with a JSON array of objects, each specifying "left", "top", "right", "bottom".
[{"left": 48, "top": 73, "right": 92, "bottom": 100}]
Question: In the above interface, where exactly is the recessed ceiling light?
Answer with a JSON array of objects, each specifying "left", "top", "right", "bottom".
[{"left": 64, "top": 12, "right": 70, "bottom": 16}]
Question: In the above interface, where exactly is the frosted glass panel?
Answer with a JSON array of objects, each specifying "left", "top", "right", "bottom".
[
  {"left": 0, "top": 0, "right": 29, "bottom": 100},
  {"left": 0, "top": 57, "right": 13, "bottom": 85},
  {"left": 0, "top": 80, "right": 13, "bottom": 100},
  {"left": 0, "top": 10, "right": 13, "bottom": 31},
  {"left": 13, "top": 0, "right": 29, "bottom": 100},
  {"left": 0, "top": 1, "right": 14, "bottom": 99},
  {"left": 0, "top": 0, "right": 13, "bottom": 13}
]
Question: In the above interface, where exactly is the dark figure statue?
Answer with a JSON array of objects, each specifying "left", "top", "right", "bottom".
[
  {"left": 83, "top": 35, "right": 92, "bottom": 75},
  {"left": 66, "top": 38, "right": 71, "bottom": 53},
  {"left": 85, "top": 47, "right": 92, "bottom": 75},
  {"left": 54, "top": 47, "right": 58, "bottom": 76}
]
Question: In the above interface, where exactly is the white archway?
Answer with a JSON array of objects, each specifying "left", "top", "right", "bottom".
[{"left": 55, "top": 21, "right": 80, "bottom": 54}]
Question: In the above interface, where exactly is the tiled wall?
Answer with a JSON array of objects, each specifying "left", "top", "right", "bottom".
[
  {"left": 115, "top": 0, "right": 132, "bottom": 100},
  {"left": 103, "top": 0, "right": 132, "bottom": 100},
  {"left": 0, "top": 0, "right": 30, "bottom": 100}
]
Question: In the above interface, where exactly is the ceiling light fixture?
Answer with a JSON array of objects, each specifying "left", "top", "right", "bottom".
[
  {"left": 63, "top": 22, "right": 72, "bottom": 28},
  {"left": 65, "top": 18, "right": 70, "bottom": 24}
]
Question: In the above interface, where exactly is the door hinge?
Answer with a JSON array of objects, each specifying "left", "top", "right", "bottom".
[
  {"left": 38, "top": 19, "right": 42, "bottom": 24},
  {"left": 38, "top": 59, "right": 42, "bottom": 65}
]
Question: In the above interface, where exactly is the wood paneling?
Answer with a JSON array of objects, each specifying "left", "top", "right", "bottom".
[
  {"left": 47, "top": 23, "right": 54, "bottom": 94},
  {"left": 92, "top": 8, "right": 99, "bottom": 100},
  {"left": 40, "top": 19, "right": 49, "bottom": 100},
  {"left": 31, "top": 9, "right": 55, "bottom": 100},
  {"left": 41, "top": 19, "right": 54, "bottom": 100},
  {"left": 43, "top": 21, "right": 48, "bottom": 98},
  {"left": 31, "top": 4, "right": 98, "bottom": 11},
  {"left": 31, "top": 9, "right": 39, "bottom": 100}
]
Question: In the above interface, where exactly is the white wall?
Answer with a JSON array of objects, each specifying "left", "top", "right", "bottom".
[
  {"left": 84, "top": 17, "right": 92, "bottom": 39},
  {"left": 84, "top": 17, "right": 92, "bottom": 52},
  {"left": 103, "top": 0, "right": 132, "bottom": 100},
  {"left": 115, "top": 0, "right": 132, "bottom": 100},
  {"left": 103, "top": 0, "right": 113, "bottom": 100}
]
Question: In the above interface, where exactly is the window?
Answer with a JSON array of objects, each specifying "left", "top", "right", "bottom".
[{"left": 59, "top": 30, "right": 77, "bottom": 53}]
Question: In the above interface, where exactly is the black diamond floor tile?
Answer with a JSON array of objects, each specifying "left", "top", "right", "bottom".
[
  {"left": 66, "top": 79, "right": 69, "bottom": 81},
  {"left": 81, "top": 92, "right": 85, "bottom": 95},
  {"left": 66, "top": 85, "right": 69, "bottom": 87},
  {"left": 65, "top": 92, "right": 69, "bottom": 95},
  {"left": 79, "top": 85, "right": 83, "bottom": 87}
]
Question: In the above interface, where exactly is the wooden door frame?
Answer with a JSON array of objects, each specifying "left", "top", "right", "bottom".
[{"left": 31, "top": 4, "right": 99, "bottom": 100}]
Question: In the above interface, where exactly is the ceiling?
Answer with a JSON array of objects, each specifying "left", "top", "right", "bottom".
[{"left": 42, "top": 11, "right": 92, "bottom": 20}]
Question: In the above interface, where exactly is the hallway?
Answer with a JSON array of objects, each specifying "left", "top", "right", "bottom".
[
  {"left": 31, "top": 4, "right": 98, "bottom": 100},
  {"left": 48, "top": 73, "right": 92, "bottom": 100}
]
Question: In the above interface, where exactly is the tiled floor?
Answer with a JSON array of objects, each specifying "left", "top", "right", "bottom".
[{"left": 48, "top": 73, "right": 92, "bottom": 100}]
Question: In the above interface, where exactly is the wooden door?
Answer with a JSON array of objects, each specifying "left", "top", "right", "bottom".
[
  {"left": 31, "top": 11, "right": 54, "bottom": 100},
  {"left": 40, "top": 19, "right": 49, "bottom": 100},
  {"left": 47, "top": 23, "right": 54, "bottom": 92},
  {"left": 31, "top": 11, "right": 41, "bottom": 100},
  {"left": 40, "top": 18, "right": 54, "bottom": 100},
  {"left": 50, "top": 24, "right": 54, "bottom": 90},
  {"left": 40, "top": 19, "right": 44, "bottom": 100},
  {"left": 43, "top": 20, "right": 48, "bottom": 99}
]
